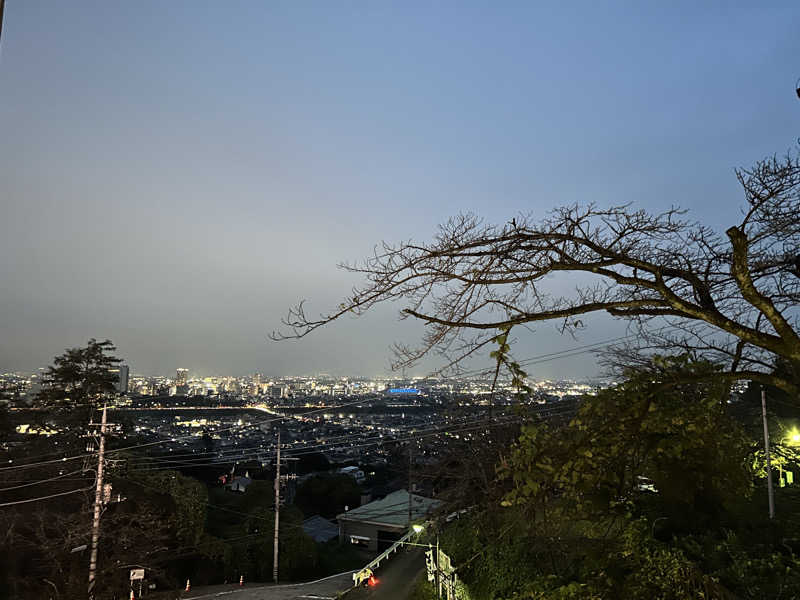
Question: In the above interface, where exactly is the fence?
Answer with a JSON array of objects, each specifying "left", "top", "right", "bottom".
[
  {"left": 426, "top": 546, "right": 470, "bottom": 600},
  {"left": 351, "top": 530, "right": 413, "bottom": 585}
]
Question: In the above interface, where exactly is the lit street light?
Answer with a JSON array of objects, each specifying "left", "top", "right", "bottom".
[{"left": 786, "top": 426, "right": 800, "bottom": 445}]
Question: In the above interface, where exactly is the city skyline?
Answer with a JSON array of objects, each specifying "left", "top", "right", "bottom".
[
  {"left": 3, "top": 4, "right": 799, "bottom": 598},
  {"left": 2, "top": 1, "right": 799, "bottom": 378},
  {"left": 1, "top": 364, "right": 605, "bottom": 384}
]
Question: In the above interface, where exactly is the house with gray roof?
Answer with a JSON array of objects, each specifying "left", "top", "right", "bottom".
[
  {"left": 336, "top": 489, "right": 440, "bottom": 552},
  {"left": 303, "top": 515, "right": 339, "bottom": 543},
  {"left": 226, "top": 475, "right": 252, "bottom": 493}
]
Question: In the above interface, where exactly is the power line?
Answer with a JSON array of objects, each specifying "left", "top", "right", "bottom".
[
  {"left": 129, "top": 405, "right": 572, "bottom": 472},
  {"left": 123, "top": 474, "right": 441, "bottom": 530},
  {"left": 5, "top": 326, "right": 654, "bottom": 470},
  {"left": 0, "top": 453, "right": 92, "bottom": 472},
  {"left": 0, "top": 486, "right": 92, "bottom": 507},
  {"left": 5, "top": 365, "right": 584, "bottom": 475},
  {"left": 104, "top": 398, "right": 372, "bottom": 458},
  {"left": 0, "top": 468, "right": 85, "bottom": 492},
  {"left": 0, "top": 398, "right": 371, "bottom": 472},
  {"left": 123, "top": 417, "right": 478, "bottom": 469},
  {"left": 122, "top": 412, "right": 512, "bottom": 468},
  {"left": 120, "top": 476, "right": 311, "bottom": 534},
  {"left": 4, "top": 326, "right": 667, "bottom": 471},
  {"left": 0, "top": 477, "right": 93, "bottom": 484},
  {"left": 449, "top": 324, "right": 680, "bottom": 378},
  {"left": 124, "top": 413, "right": 531, "bottom": 473}
]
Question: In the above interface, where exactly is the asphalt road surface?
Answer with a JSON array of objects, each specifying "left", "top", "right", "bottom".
[
  {"left": 178, "top": 549, "right": 424, "bottom": 600},
  {"left": 180, "top": 570, "right": 357, "bottom": 600},
  {"left": 347, "top": 549, "right": 425, "bottom": 600}
]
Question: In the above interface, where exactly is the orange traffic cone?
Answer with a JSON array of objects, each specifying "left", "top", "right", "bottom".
[
  {"left": 185, "top": 579, "right": 191, "bottom": 592},
  {"left": 239, "top": 575, "right": 244, "bottom": 586}
]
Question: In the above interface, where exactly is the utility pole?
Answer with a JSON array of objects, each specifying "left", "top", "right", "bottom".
[
  {"left": 435, "top": 535, "right": 441, "bottom": 600},
  {"left": 761, "top": 388, "right": 775, "bottom": 519},
  {"left": 273, "top": 429, "right": 281, "bottom": 584},
  {"left": 88, "top": 405, "right": 108, "bottom": 599},
  {"left": 408, "top": 442, "right": 413, "bottom": 526}
]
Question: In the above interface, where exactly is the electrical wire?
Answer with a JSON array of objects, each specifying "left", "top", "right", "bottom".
[
  {"left": 0, "top": 486, "right": 92, "bottom": 507},
  {"left": 3, "top": 332, "right": 602, "bottom": 475},
  {"left": 125, "top": 413, "right": 541, "bottom": 474},
  {"left": 123, "top": 476, "right": 440, "bottom": 535},
  {"left": 0, "top": 397, "right": 373, "bottom": 472},
  {"left": 0, "top": 468, "right": 85, "bottom": 492},
  {"left": 125, "top": 399, "right": 575, "bottom": 474},
  {"left": 139, "top": 405, "right": 565, "bottom": 471},
  {"left": 124, "top": 413, "right": 529, "bottom": 473},
  {"left": 3, "top": 322, "right": 664, "bottom": 473},
  {"left": 122, "top": 414, "right": 487, "bottom": 467},
  {"left": 119, "top": 476, "right": 310, "bottom": 534},
  {"left": 446, "top": 324, "right": 680, "bottom": 379},
  {"left": 104, "top": 398, "right": 372, "bottom": 457},
  {"left": 121, "top": 412, "right": 516, "bottom": 468},
  {"left": 0, "top": 453, "right": 92, "bottom": 472}
]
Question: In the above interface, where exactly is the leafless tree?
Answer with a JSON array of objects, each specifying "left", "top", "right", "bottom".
[{"left": 273, "top": 149, "right": 800, "bottom": 396}]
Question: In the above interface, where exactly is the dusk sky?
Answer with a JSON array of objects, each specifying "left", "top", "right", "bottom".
[{"left": 1, "top": 1, "right": 798, "bottom": 378}]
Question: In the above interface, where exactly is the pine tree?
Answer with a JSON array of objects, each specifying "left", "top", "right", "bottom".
[{"left": 37, "top": 338, "right": 122, "bottom": 409}]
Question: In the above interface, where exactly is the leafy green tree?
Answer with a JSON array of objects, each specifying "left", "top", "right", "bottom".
[
  {"left": 432, "top": 360, "right": 763, "bottom": 600},
  {"left": 0, "top": 494, "right": 98, "bottom": 599},
  {"left": 296, "top": 451, "right": 330, "bottom": 474},
  {"left": 200, "top": 480, "right": 320, "bottom": 583},
  {"left": 121, "top": 470, "right": 209, "bottom": 546},
  {"left": 0, "top": 394, "right": 11, "bottom": 436},
  {"left": 500, "top": 356, "right": 753, "bottom": 529},
  {"left": 294, "top": 474, "right": 362, "bottom": 518},
  {"left": 275, "top": 506, "right": 318, "bottom": 580},
  {"left": 220, "top": 501, "right": 317, "bottom": 582}
]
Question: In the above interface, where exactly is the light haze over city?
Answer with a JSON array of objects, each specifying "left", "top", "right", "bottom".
[{"left": 1, "top": 1, "right": 798, "bottom": 377}]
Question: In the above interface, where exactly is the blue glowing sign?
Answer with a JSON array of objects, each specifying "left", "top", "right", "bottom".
[{"left": 388, "top": 388, "right": 419, "bottom": 394}]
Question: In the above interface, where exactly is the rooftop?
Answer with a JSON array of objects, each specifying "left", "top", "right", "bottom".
[
  {"left": 303, "top": 515, "right": 339, "bottom": 543},
  {"left": 337, "top": 489, "right": 440, "bottom": 528}
]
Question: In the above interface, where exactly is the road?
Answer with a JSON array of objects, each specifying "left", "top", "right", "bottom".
[
  {"left": 180, "top": 570, "right": 356, "bottom": 600},
  {"left": 347, "top": 549, "right": 425, "bottom": 600},
  {"left": 178, "top": 548, "right": 424, "bottom": 600}
]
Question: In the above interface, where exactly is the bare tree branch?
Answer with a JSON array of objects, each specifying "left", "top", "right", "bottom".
[{"left": 273, "top": 148, "right": 800, "bottom": 396}]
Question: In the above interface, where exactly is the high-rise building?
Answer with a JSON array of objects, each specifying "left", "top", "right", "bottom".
[
  {"left": 176, "top": 368, "right": 189, "bottom": 395},
  {"left": 109, "top": 365, "right": 129, "bottom": 394},
  {"left": 268, "top": 385, "right": 287, "bottom": 399},
  {"left": 25, "top": 369, "right": 45, "bottom": 403}
]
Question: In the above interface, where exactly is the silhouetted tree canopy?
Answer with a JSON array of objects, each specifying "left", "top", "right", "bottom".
[
  {"left": 275, "top": 149, "right": 800, "bottom": 396},
  {"left": 36, "top": 338, "right": 122, "bottom": 410},
  {"left": 294, "top": 474, "right": 362, "bottom": 519}
]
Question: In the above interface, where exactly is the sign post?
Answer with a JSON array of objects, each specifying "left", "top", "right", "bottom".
[{"left": 130, "top": 569, "right": 145, "bottom": 599}]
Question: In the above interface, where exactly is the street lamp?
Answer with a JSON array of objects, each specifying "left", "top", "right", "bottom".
[{"left": 786, "top": 426, "right": 800, "bottom": 445}]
